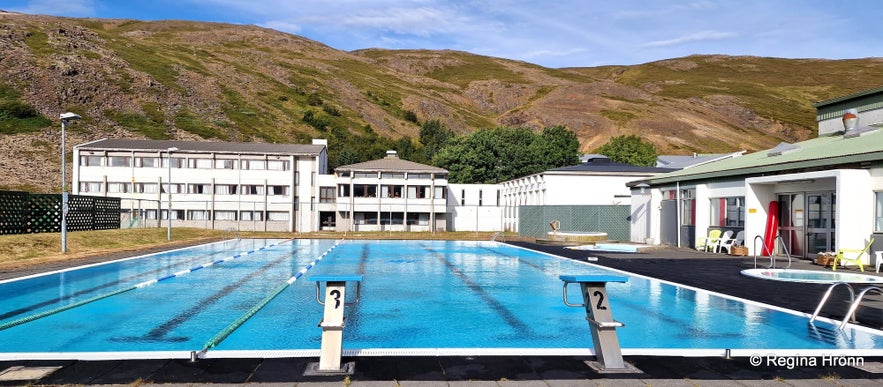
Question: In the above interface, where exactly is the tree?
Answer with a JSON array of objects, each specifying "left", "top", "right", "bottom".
[
  {"left": 595, "top": 135, "right": 658, "bottom": 166},
  {"left": 419, "top": 119, "right": 455, "bottom": 162},
  {"left": 537, "top": 125, "right": 580, "bottom": 169},
  {"left": 433, "top": 127, "right": 540, "bottom": 183}
]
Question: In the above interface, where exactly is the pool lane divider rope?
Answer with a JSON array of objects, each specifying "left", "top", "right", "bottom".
[
  {"left": 197, "top": 239, "right": 344, "bottom": 356},
  {"left": 0, "top": 239, "right": 294, "bottom": 332}
]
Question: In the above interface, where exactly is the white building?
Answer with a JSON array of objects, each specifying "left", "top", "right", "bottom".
[
  {"left": 447, "top": 183, "right": 503, "bottom": 232},
  {"left": 328, "top": 151, "right": 449, "bottom": 232},
  {"left": 630, "top": 86, "right": 883, "bottom": 267},
  {"left": 73, "top": 138, "right": 328, "bottom": 232},
  {"left": 499, "top": 158, "right": 676, "bottom": 232}
]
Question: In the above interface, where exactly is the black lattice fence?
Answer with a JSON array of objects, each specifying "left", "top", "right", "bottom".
[
  {"left": 0, "top": 190, "right": 120, "bottom": 235},
  {"left": 518, "top": 205, "right": 630, "bottom": 241}
]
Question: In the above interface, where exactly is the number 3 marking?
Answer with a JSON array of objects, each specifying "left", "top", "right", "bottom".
[
  {"left": 593, "top": 290, "right": 608, "bottom": 310},
  {"left": 330, "top": 289, "right": 341, "bottom": 308}
]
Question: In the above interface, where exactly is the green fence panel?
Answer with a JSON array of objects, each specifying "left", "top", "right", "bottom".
[
  {"left": 518, "top": 205, "right": 630, "bottom": 241},
  {"left": 0, "top": 190, "right": 120, "bottom": 235}
]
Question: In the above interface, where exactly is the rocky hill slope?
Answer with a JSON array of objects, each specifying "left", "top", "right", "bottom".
[{"left": 2, "top": 11, "right": 882, "bottom": 192}]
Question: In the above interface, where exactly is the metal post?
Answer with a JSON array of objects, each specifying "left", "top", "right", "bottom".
[
  {"left": 59, "top": 113, "right": 80, "bottom": 253},
  {"left": 61, "top": 118, "right": 67, "bottom": 254}
]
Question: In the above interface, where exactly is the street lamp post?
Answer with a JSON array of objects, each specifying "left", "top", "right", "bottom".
[
  {"left": 60, "top": 112, "right": 81, "bottom": 253},
  {"left": 167, "top": 147, "right": 179, "bottom": 241}
]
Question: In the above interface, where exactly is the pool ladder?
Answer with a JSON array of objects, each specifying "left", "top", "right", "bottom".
[
  {"left": 810, "top": 282, "right": 883, "bottom": 330},
  {"left": 491, "top": 232, "right": 505, "bottom": 242},
  {"left": 752, "top": 234, "right": 791, "bottom": 269}
]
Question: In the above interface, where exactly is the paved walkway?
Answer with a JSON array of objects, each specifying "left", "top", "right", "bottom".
[{"left": 1, "top": 242, "right": 882, "bottom": 386}]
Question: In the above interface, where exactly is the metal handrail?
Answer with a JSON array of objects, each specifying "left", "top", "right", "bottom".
[
  {"left": 752, "top": 234, "right": 792, "bottom": 269},
  {"left": 839, "top": 286, "right": 883, "bottom": 330},
  {"left": 809, "top": 282, "right": 856, "bottom": 324}
]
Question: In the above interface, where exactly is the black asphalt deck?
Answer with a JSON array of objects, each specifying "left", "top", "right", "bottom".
[{"left": 0, "top": 241, "right": 882, "bottom": 386}]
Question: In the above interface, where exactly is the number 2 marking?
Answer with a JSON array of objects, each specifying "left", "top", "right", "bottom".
[
  {"left": 330, "top": 289, "right": 341, "bottom": 308},
  {"left": 593, "top": 290, "right": 608, "bottom": 310}
]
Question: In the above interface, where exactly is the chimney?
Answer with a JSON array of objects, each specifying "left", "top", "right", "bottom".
[
  {"left": 386, "top": 150, "right": 398, "bottom": 158},
  {"left": 842, "top": 108, "right": 859, "bottom": 132}
]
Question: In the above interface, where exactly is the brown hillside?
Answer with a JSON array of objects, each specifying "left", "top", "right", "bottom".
[{"left": 1, "top": 13, "right": 882, "bottom": 191}]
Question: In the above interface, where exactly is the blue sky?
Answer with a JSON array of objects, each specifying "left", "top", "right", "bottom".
[{"left": 4, "top": 0, "right": 881, "bottom": 68}]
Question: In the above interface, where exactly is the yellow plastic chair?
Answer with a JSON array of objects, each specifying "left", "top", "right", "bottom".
[
  {"left": 696, "top": 229, "right": 722, "bottom": 252},
  {"left": 832, "top": 238, "right": 874, "bottom": 272}
]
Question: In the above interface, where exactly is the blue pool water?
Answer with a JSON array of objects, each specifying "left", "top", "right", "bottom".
[{"left": 0, "top": 239, "right": 881, "bottom": 358}]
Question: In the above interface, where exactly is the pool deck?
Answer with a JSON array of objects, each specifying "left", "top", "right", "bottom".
[{"left": 1, "top": 242, "right": 883, "bottom": 386}]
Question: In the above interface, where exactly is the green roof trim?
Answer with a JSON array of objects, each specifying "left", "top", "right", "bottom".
[{"left": 645, "top": 129, "right": 883, "bottom": 185}]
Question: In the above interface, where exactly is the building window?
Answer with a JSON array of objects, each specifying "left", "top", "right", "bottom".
[
  {"left": 188, "top": 210, "right": 210, "bottom": 220},
  {"left": 188, "top": 159, "right": 213, "bottom": 169},
  {"left": 244, "top": 160, "right": 266, "bottom": 170},
  {"left": 435, "top": 187, "right": 445, "bottom": 199},
  {"left": 380, "top": 212, "right": 404, "bottom": 225},
  {"left": 710, "top": 197, "right": 745, "bottom": 227},
  {"left": 267, "top": 211, "right": 289, "bottom": 221},
  {"left": 479, "top": 190, "right": 483, "bottom": 206},
  {"left": 409, "top": 173, "right": 430, "bottom": 179},
  {"left": 407, "top": 213, "right": 430, "bottom": 226},
  {"left": 320, "top": 187, "right": 336, "bottom": 203},
  {"left": 338, "top": 171, "right": 351, "bottom": 178},
  {"left": 188, "top": 184, "right": 211, "bottom": 194},
  {"left": 681, "top": 189, "right": 695, "bottom": 226},
  {"left": 214, "top": 210, "right": 236, "bottom": 221},
  {"left": 381, "top": 172, "right": 405, "bottom": 179},
  {"left": 267, "top": 160, "right": 288, "bottom": 170},
  {"left": 461, "top": 189, "right": 466, "bottom": 205},
  {"left": 268, "top": 185, "right": 288, "bottom": 196},
  {"left": 215, "top": 184, "right": 238, "bottom": 195},
  {"left": 162, "top": 158, "right": 184, "bottom": 168},
  {"left": 354, "top": 184, "right": 377, "bottom": 198},
  {"left": 136, "top": 157, "right": 161, "bottom": 168},
  {"left": 107, "top": 182, "right": 130, "bottom": 193},
  {"left": 160, "top": 183, "right": 183, "bottom": 194},
  {"left": 876, "top": 192, "right": 883, "bottom": 232},
  {"left": 157, "top": 210, "right": 183, "bottom": 220},
  {"left": 382, "top": 185, "right": 403, "bottom": 198},
  {"left": 408, "top": 186, "right": 430, "bottom": 199},
  {"left": 134, "top": 183, "right": 158, "bottom": 193},
  {"left": 80, "top": 155, "right": 103, "bottom": 166},
  {"left": 354, "top": 172, "right": 376, "bottom": 178},
  {"left": 215, "top": 159, "right": 237, "bottom": 169},
  {"left": 79, "top": 182, "right": 102, "bottom": 193},
  {"left": 241, "top": 211, "right": 263, "bottom": 221},
  {"left": 242, "top": 185, "right": 264, "bottom": 195},
  {"left": 338, "top": 184, "right": 350, "bottom": 197},
  {"left": 107, "top": 156, "right": 131, "bottom": 167}
]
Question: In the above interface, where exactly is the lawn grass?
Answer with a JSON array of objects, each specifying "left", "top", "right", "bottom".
[{"left": 0, "top": 228, "right": 517, "bottom": 272}]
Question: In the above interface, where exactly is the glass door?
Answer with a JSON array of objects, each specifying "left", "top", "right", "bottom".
[
  {"left": 778, "top": 194, "right": 805, "bottom": 257},
  {"left": 778, "top": 192, "right": 835, "bottom": 258},
  {"left": 805, "top": 192, "right": 835, "bottom": 255}
]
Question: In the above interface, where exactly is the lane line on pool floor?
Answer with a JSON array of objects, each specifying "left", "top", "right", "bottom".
[
  {"left": 0, "top": 239, "right": 294, "bottom": 332},
  {"left": 197, "top": 239, "right": 345, "bottom": 356}
]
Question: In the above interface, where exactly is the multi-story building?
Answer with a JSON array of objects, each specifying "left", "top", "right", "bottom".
[
  {"left": 73, "top": 138, "right": 328, "bottom": 232},
  {"left": 328, "top": 150, "right": 449, "bottom": 232}
]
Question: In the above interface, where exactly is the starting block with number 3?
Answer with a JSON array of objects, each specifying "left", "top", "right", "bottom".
[
  {"left": 304, "top": 275, "right": 363, "bottom": 376},
  {"left": 560, "top": 275, "right": 639, "bottom": 373}
]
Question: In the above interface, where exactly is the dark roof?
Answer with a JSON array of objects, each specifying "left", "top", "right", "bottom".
[
  {"left": 336, "top": 154, "right": 447, "bottom": 173},
  {"left": 549, "top": 158, "right": 677, "bottom": 174},
  {"left": 75, "top": 139, "right": 325, "bottom": 156}
]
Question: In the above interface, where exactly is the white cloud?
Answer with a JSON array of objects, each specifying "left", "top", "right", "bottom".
[
  {"left": 8, "top": 0, "right": 95, "bottom": 16},
  {"left": 259, "top": 20, "right": 302, "bottom": 34},
  {"left": 642, "top": 30, "right": 738, "bottom": 48}
]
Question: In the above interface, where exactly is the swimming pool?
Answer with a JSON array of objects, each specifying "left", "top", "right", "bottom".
[
  {"left": 1, "top": 239, "right": 881, "bottom": 360},
  {"left": 741, "top": 268, "right": 883, "bottom": 284}
]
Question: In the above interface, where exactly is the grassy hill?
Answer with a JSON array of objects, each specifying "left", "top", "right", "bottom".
[{"left": 1, "top": 11, "right": 882, "bottom": 192}]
